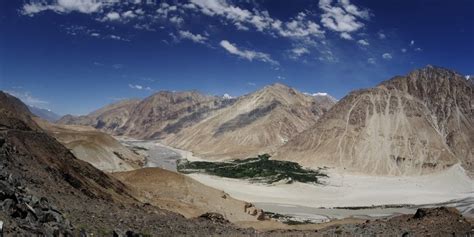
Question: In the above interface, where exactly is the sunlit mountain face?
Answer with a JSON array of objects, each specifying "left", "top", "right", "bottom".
[{"left": 1, "top": 0, "right": 472, "bottom": 115}]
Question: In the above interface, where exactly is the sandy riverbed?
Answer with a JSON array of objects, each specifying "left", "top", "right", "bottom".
[
  {"left": 118, "top": 138, "right": 474, "bottom": 222},
  {"left": 186, "top": 164, "right": 472, "bottom": 208}
]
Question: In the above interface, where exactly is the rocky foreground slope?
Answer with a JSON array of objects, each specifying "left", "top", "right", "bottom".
[
  {"left": 276, "top": 66, "right": 474, "bottom": 176},
  {"left": 165, "top": 83, "right": 334, "bottom": 159},
  {"left": 0, "top": 91, "right": 257, "bottom": 235}
]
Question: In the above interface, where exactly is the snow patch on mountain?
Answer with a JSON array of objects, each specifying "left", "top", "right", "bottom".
[
  {"left": 222, "top": 93, "right": 234, "bottom": 99},
  {"left": 303, "top": 92, "right": 337, "bottom": 102}
]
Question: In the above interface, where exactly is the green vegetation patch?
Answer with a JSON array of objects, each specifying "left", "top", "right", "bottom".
[{"left": 177, "top": 154, "right": 327, "bottom": 184}]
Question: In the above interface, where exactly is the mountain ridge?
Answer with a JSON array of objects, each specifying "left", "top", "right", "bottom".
[
  {"left": 275, "top": 66, "right": 473, "bottom": 176},
  {"left": 164, "top": 83, "right": 335, "bottom": 159}
]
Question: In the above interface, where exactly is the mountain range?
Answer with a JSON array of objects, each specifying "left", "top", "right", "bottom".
[
  {"left": 27, "top": 105, "right": 62, "bottom": 122},
  {"left": 57, "top": 66, "right": 473, "bottom": 176},
  {"left": 58, "top": 83, "right": 336, "bottom": 159},
  {"left": 165, "top": 83, "right": 335, "bottom": 159},
  {"left": 58, "top": 92, "right": 236, "bottom": 139}
]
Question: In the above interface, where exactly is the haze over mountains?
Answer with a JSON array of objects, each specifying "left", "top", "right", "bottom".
[{"left": 27, "top": 105, "right": 61, "bottom": 122}]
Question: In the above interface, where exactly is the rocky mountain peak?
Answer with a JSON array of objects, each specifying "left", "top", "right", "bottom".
[
  {"left": 275, "top": 66, "right": 473, "bottom": 176},
  {"left": 379, "top": 66, "right": 473, "bottom": 134},
  {"left": 258, "top": 83, "right": 294, "bottom": 95},
  {"left": 248, "top": 83, "right": 310, "bottom": 107}
]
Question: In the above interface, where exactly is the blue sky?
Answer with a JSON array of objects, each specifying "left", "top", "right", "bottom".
[{"left": 0, "top": 0, "right": 473, "bottom": 115}]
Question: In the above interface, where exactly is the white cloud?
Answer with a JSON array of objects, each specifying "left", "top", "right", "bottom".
[
  {"left": 382, "top": 53, "right": 392, "bottom": 59},
  {"left": 169, "top": 16, "right": 184, "bottom": 25},
  {"left": 357, "top": 39, "right": 369, "bottom": 46},
  {"left": 319, "top": 0, "right": 369, "bottom": 39},
  {"left": 340, "top": 32, "right": 353, "bottom": 40},
  {"left": 182, "top": 3, "right": 197, "bottom": 10},
  {"left": 338, "top": 0, "right": 370, "bottom": 19},
  {"left": 128, "top": 84, "right": 151, "bottom": 90},
  {"left": 109, "top": 35, "right": 128, "bottom": 41},
  {"left": 291, "top": 47, "right": 310, "bottom": 57},
  {"left": 220, "top": 40, "right": 278, "bottom": 65},
  {"left": 105, "top": 11, "right": 120, "bottom": 21},
  {"left": 378, "top": 32, "right": 386, "bottom": 39},
  {"left": 410, "top": 40, "right": 415, "bottom": 46},
  {"left": 234, "top": 22, "right": 249, "bottom": 31},
  {"left": 178, "top": 30, "right": 207, "bottom": 44},
  {"left": 122, "top": 10, "right": 136, "bottom": 18},
  {"left": 134, "top": 9, "right": 145, "bottom": 15},
  {"left": 247, "top": 82, "right": 256, "bottom": 86},
  {"left": 277, "top": 75, "right": 286, "bottom": 80},
  {"left": 367, "top": 57, "right": 376, "bottom": 64},
  {"left": 5, "top": 90, "right": 49, "bottom": 107},
  {"left": 401, "top": 48, "right": 407, "bottom": 53},
  {"left": 22, "top": 0, "right": 106, "bottom": 15},
  {"left": 415, "top": 47, "right": 422, "bottom": 52},
  {"left": 156, "top": 2, "right": 178, "bottom": 18},
  {"left": 318, "top": 49, "right": 338, "bottom": 62},
  {"left": 190, "top": 0, "right": 324, "bottom": 41}
]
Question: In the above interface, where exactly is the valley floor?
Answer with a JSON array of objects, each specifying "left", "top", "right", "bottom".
[{"left": 118, "top": 138, "right": 474, "bottom": 224}]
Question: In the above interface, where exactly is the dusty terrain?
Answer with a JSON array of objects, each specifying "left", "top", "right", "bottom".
[
  {"left": 185, "top": 164, "right": 473, "bottom": 216},
  {"left": 113, "top": 168, "right": 266, "bottom": 223},
  {"left": 126, "top": 140, "right": 474, "bottom": 225},
  {"left": 34, "top": 118, "right": 145, "bottom": 172}
]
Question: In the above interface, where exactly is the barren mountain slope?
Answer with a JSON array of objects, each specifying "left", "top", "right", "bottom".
[
  {"left": 114, "top": 168, "right": 265, "bottom": 223},
  {"left": 275, "top": 66, "right": 473, "bottom": 176},
  {"left": 165, "top": 83, "right": 334, "bottom": 160},
  {"left": 0, "top": 91, "right": 258, "bottom": 235},
  {"left": 57, "top": 98, "right": 140, "bottom": 134},
  {"left": 121, "top": 91, "right": 235, "bottom": 139},
  {"left": 34, "top": 118, "right": 145, "bottom": 172},
  {"left": 0, "top": 92, "right": 41, "bottom": 131},
  {"left": 58, "top": 91, "right": 235, "bottom": 139}
]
